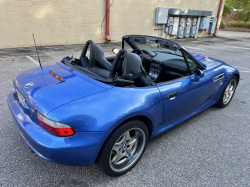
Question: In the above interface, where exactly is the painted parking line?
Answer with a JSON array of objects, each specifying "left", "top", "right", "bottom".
[
  {"left": 44, "top": 46, "right": 62, "bottom": 49},
  {"left": 226, "top": 46, "right": 250, "bottom": 50},
  {"left": 233, "top": 66, "right": 250, "bottom": 71},
  {"left": 239, "top": 70, "right": 250, "bottom": 73},
  {"left": 5, "top": 54, "right": 44, "bottom": 59},
  {"left": 26, "top": 56, "right": 39, "bottom": 66},
  {"left": 184, "top": 46, "right": 201, "bottom": 50}
]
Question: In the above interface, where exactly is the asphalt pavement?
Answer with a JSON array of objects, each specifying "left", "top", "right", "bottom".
[
  {"left": 218, "top": 30, "right": 250, "bottom": 39},
  {"left": 0, "top": 31, "right": 250, "bottom": 186}
]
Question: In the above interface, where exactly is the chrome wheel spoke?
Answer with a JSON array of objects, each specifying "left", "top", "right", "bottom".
[
  {"left": 128, "top": 138, "right": 137, "bottom": 146},
  {"left": 126, "top": 148, "right": 132, "bottom": 156},
  {"left": 116, "top": 138, "right": 124, "bottom": 146},
  {"left": 224, "top": 94, "right": 227, "bottom": 102},
  {"left": 127, "top": 139, "right": 137, "bottom": 155},
  {"left": 119, "top": 134, "right": 126, "bottom": 144},
  {"left": 113, "top": 144, "right": 121, "bottom": 152},
  {"left": 224, "top": 98, "right": 227, "bottom": 103},
  {"left": 115, "top": 157, "right": 128, "bottom": 165},
  {"left": 223, "top": 79, "right": 236, "bottom": 105},
  {"left": 112, "top": 150, "right": 126, "bottom": 164},
  {"left": 128, "top": 131, "right": 139, "bottom": 146},
  {"left": 124, "top": 131, "right": 132, "bottom": 143},
  {"left": 124, "top": 151, "right": 130, "bottom": 158},
  {"left": 229, "top": 84, "right": 234, "bottom": 91},
  {"left": 112, "top": 136, "right": 124, "bottom": 153}
]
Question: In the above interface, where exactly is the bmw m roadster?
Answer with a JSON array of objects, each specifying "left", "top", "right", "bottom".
[{"left": 8, "top": 35, "right": 240, "bottom": 176}]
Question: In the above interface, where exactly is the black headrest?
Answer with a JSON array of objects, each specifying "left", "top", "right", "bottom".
[
  {"left": 95, "top": 45, "right": 104, "bottom": 57},
  {"left": 125, "top": 53, "right": 143, "bottom": 75},
  {"left": 95, "top": 45, "right": 111, "bottom": 71},
  {"left": 110, "top": 50, "right": 151, "bottom": 87},
  {"left": 125, "top": 53, "right": 151, "bottom": 86}
]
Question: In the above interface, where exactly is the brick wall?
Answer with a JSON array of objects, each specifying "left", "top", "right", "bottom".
[{"left": 0, "top": 0, "right": 222, "bottom": 49}]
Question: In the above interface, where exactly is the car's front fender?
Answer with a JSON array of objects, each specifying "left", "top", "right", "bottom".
[{"left": 210, "top": 64, "right": 240, "bottom": 102}]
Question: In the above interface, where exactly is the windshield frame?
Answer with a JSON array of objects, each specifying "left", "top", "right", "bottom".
[{"left": 122, "top": 35, "right": 205, "bottom": 72}]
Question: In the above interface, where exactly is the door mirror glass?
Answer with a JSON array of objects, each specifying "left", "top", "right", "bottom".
[
  {"left": 112, "top": 47, "right": 120, "bottom": 55},
  {"left": 193, "top": 69, "right": 204, "bottom": 82}
]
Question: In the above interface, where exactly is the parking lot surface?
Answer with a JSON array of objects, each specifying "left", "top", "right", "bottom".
[
  {"left": 1, "top": 33, "right": 250, "bottom": 186},
  {"left": 218, "top": 30, "right": 250, "bottom": 39}
]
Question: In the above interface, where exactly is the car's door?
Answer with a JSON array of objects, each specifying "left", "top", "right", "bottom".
[{"left": 157, "top": 50, "right": 213, "bottom": 125}]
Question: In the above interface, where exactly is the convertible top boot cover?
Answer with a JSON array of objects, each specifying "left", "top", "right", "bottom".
[{"left": 13, "top": 63, "right": 106, "bottom": 116}]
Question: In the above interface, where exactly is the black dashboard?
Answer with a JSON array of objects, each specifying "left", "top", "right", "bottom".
[
  {"left": 137, "top": 50, "right": 188, "bottom": 82},
  {"left": 136, "top": 49, "right": 156, "bottom": 62}
]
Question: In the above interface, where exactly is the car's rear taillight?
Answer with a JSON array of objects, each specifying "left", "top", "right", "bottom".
[{"left": 37, "top": 112, "right": 75, "bottom": 137}]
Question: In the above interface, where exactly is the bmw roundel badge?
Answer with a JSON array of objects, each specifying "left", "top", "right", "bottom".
[{"left": 24, "top": 82, "right": 33, "bottom": 88}]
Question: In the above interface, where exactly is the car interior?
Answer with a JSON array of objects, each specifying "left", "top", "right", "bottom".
[{"left": 63, "top": 36, "right": 197, "bottom": 87}]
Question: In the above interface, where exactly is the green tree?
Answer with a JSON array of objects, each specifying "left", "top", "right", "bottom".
[
  {"left": 223, "top": 0, "right": 234, "bottom": 17},
  {"left": 223, "top": 0, "right": 250, "bottom": 21},
  {"left": 233, "top": 0, "right": 250, "bottom": 21}
]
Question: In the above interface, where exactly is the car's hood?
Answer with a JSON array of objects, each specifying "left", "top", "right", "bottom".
[
  {"left": 14, "top": 63, "right": 108, "bottom": 115},
  {"left": 191, "top": 53, "right": 225, "bottom": 70}
]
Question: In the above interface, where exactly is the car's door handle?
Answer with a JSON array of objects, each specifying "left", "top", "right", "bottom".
[{"left": 167, "top": 92, "right": 178, "bottom": 99}]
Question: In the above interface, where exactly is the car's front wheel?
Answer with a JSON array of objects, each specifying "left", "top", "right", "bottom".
[
  {"left": 97, "top": 119, "right": 149, "bottom": 177},
  {"left": 216, "top": 75, "right": 238, "bottom": 108}
]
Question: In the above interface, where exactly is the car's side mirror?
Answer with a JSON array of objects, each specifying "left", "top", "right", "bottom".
[
  {"left": 193, "top": 69, "right": 204, "bottom": 82},
  {"left": 112, "top": 47, "right": 120, "bottom": 55}
]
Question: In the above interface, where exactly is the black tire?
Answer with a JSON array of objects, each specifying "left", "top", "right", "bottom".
[
  {"left": 215, "top": 75, "right": 238, "bottom": 108},
  {"left": 97, "top": 119, "right": 149, "bottom": 177}
]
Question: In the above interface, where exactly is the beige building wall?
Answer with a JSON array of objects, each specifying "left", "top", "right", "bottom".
[{"left": 0, "top": 0, "right": 222, "bottom": 49}]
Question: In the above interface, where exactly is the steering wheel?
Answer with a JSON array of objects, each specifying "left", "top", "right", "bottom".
[{"left": 132, "top": 49, "right": 144, "bottom": 62}]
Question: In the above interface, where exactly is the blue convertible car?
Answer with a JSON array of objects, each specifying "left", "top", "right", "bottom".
[{"left": 8, "top": 35, "right": 239, "bottom": 176}]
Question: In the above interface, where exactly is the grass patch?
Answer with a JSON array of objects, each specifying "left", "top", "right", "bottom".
[
  {"left": 221, "top": 27, "right": 250, "bottom": 32},
  {"left": 222, "top": 20, "right": 250, "bottom": 28}
]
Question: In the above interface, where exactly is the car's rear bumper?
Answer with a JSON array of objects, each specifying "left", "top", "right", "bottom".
[{"left": 7, "top": 92, "right": 111, "bottom": 166}]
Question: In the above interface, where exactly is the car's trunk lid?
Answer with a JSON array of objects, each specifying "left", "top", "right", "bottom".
[{"left": 14, "top": 63, "right": 108, "bottom": 115}]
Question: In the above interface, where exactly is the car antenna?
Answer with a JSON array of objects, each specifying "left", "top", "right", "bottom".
[{"left": 32, "top": 34, "right": 43, "bottom": 70}]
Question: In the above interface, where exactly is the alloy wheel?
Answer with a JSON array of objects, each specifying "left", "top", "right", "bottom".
[
  {"left": 109, "top": 127, "right": 146, "bottom": 172},
  {"left": 223, "top": 79, "right": 236, "bottom": 105}
]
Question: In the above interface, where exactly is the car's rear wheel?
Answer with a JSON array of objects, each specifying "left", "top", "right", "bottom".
[
  {"left": 97, "top": 119, "right": 149, "bottom": 177},
  {"left": 215, "top": 75, "right": 238, "bottom": 108}
]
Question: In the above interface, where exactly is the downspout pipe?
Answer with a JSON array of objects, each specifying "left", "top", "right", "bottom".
[
  {"left": 106, "top": 0, "right": 111, "bottom": 42},
  {"left": 213, "top": 0, "right": 224, "bottom": 36}
]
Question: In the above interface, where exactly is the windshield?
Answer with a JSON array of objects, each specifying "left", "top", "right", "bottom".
[
  {"left": 124, "top": 41, "right": 134, "bottom": 52},
  {"left": 135, "top": 40, "right": 174, "bottom": 53},
  {"left": 123, "top": 37, "right": 182, "bottom": 55}
]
